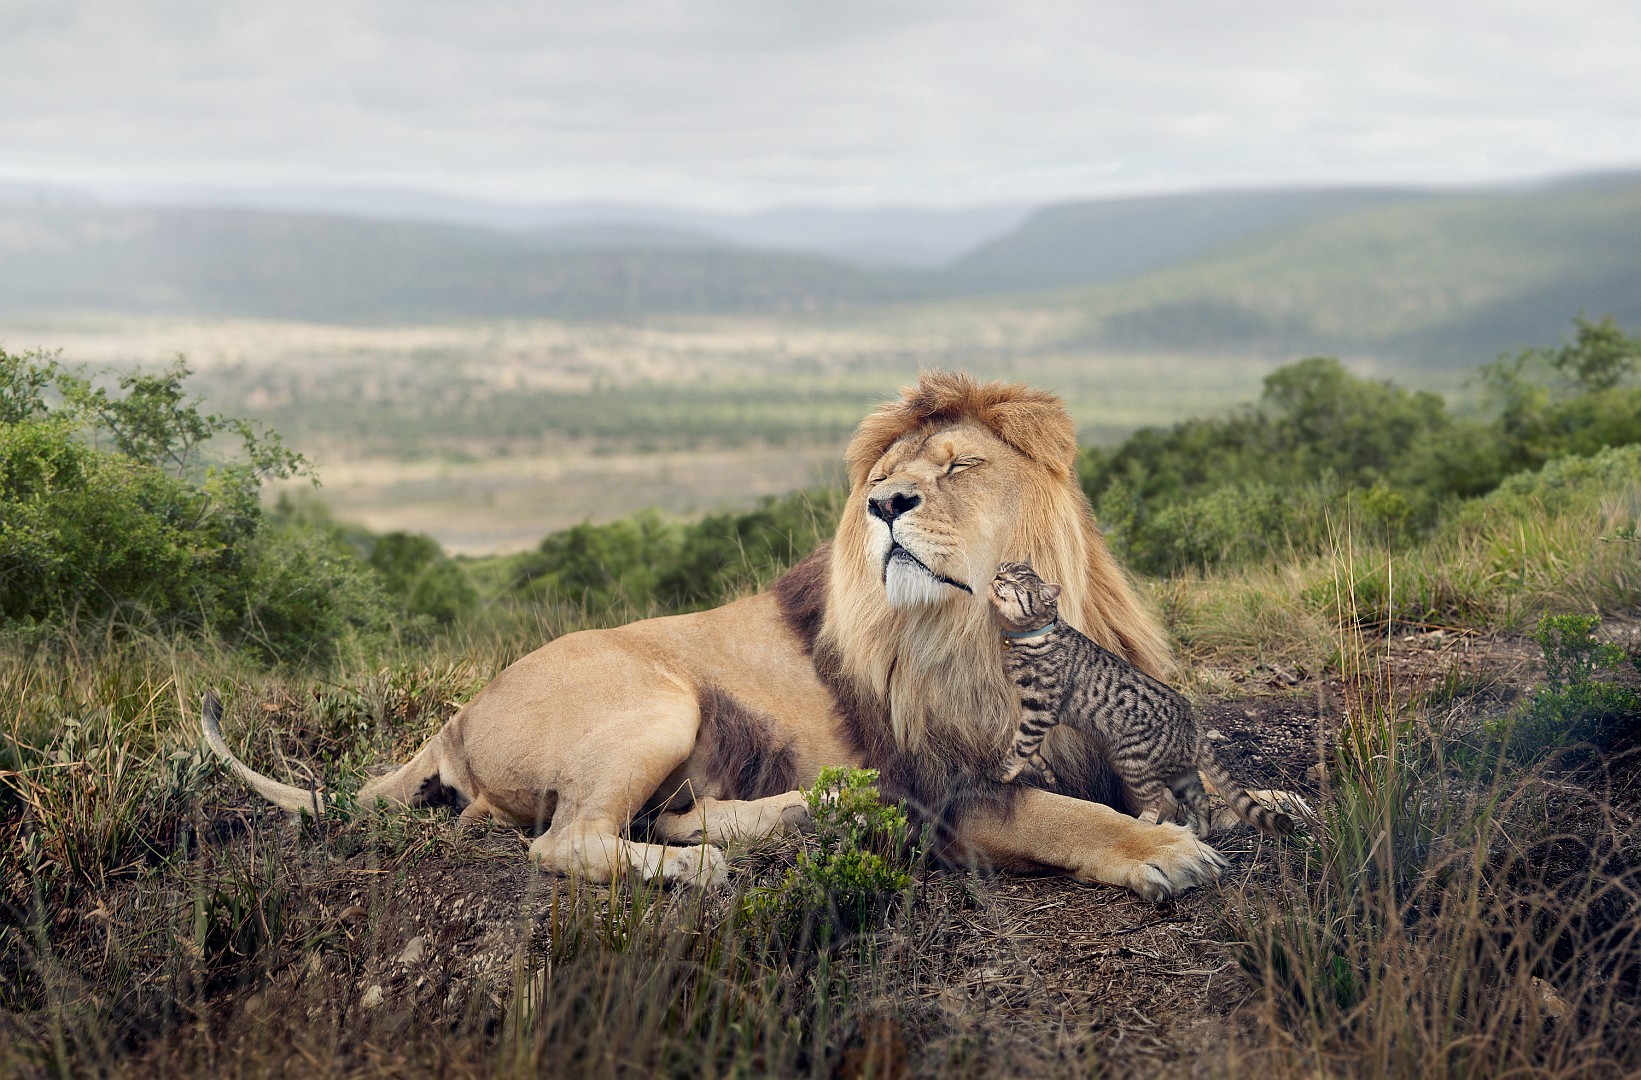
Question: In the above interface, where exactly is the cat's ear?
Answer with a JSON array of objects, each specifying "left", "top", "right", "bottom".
[{"left": 1041, "top": 583, "right": 1062, "bottom": 603}]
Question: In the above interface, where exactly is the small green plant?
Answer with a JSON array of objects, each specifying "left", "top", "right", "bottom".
[
  {"left": 742, "top": 767, "right": 913, "bottom": 948},
  {"left": 1492, "top": 613, "right": 1640, "bottom": 758}
]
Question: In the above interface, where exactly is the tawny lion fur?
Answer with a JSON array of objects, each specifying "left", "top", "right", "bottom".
[{"left": 204, "top": 371, "right": 1226, "bottom": 899}]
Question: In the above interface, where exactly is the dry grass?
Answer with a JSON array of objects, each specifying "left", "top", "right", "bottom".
[{"left": 4, "top": 444, "right": 1639, "bottom": 1076}]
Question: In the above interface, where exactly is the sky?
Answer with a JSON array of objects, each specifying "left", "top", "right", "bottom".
[{"left": 2, "top": 0, "right": 1640, "bottom": 211}]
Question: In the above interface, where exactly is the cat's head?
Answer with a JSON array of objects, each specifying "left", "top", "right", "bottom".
[{"left": 989, "top": 561, "right": 1061, "bottom": 632}]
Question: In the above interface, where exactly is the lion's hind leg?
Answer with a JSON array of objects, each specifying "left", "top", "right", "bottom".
[
  {"left": 357, "top": 731, "right": 451, "bottom": 811},
  {"left": 529, "top": 823, "right": 727, "bottom": 888},
  {"left": 652, "top": 791, "right": 810, "bottom": 845},
  {"left": 528, "top": 694, "right": 729, "bottom": 888}
]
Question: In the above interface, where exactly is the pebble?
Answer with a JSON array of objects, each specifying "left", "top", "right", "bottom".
[
  {"left": 362, "top": 984, "right": 385, "bottom": 1010},
  {"left": 397, "top": 936, "right": 425, "bottom": 965}
]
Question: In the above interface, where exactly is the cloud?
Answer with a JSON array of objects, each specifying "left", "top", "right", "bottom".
[{"left": 1, "top": 0, "right": 1638, "bottom": 208}]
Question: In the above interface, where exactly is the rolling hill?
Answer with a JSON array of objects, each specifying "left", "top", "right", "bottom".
[
  {"left": 1054, "top": 179, "right": 1641, "bottom": 364},
  {"left": 0, "top": 205, "right": 924, "bottom": 320},
  {"left": 2, "top": 181, "right": 1033, "bottom": 269},
  {"left": 937, "top": 186, "right": 1441, "bottom": 294}
]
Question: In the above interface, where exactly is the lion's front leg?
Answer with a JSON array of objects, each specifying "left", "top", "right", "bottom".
[{"left": 951, "top": 787, "right": 1226, "bottom": 901}]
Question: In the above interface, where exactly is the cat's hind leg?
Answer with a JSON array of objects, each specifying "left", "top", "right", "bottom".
[{"left": 1173, "top": 775, "right": 1215, "bottom": 838}]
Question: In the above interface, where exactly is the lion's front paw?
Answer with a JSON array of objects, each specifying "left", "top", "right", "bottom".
[{"left": 1102, "top": 821, "right": 1226, "bottom": 902}]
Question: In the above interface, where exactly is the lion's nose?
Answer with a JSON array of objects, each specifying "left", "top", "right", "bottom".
[{"left": 868, "top": 491, "right": 921, "bottom": 524}]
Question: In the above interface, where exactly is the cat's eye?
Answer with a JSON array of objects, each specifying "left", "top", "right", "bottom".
[{"left": 947, "top": 457, "right": 982, "bottom": 475}]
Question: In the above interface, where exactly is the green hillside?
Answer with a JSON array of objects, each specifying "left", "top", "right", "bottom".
[
  {"left": 1051, "top": 180, "right": 1641, "bottom": 365},
  {"left": 938, "top": 186, "right": 1436, "bottom": 293}
]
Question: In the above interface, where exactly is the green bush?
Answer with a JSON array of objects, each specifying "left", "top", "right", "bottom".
[
  {"left": 1492, "top": 613, "right": 1640, "bottom": 758},
  {"left": 742, "top": 767, "right": 914, "bottom": 949},
  {"left": 1083, "top": 316, "right": 1641, "bottom": 577},
  {"left": 367, "top": 531, "right": 478, "bottom": 624},
  {"left": 510, "top": 489, "right": 843, "bottom": 615},
  {"left": 0, "top": 349, "right": 390, "bottom": 661}
]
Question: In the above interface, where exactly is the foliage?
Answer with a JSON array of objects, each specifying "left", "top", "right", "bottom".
[
  {"left": 365, "top": 530, "right": 478, "bottom": 624},
  {"left": 1084, "top": 316, "right": 1641, "bottom": 577},
  {"left": 1082, "top": 357, "right": 1493, "bottom": 574},
  {"left": 0, "top": 350, "right": 394, "bottom": 661},
  {"left": 743, "top": 767, "right": 914, "bottom": 948},
  {"left": 1490, "top": 614, "right": 1641, "bottom": 759},
  {"left": 510, "top": 489, "right": 843, "bottom": 614},
  {"left": 1481, "top": 311, "right": 1641, "bottom": 475}
]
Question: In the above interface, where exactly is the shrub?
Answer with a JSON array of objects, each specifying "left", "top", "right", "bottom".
[
  {"left": 742, "top": 767, "right": 914, "bottom": 949},
  {"left": 0, "top": 349, "right": 390, "bottom": 661},
  {"left": 366, "top": 531, "right": 478, "bottom": 624},
  {"left": 1493, "top": 613, "right": 1641, "bottom": 758},
  {"left": 1084, "top": 315, "right": 1641, "bottom": 577},
  {"left": 511, "top": 489, "right": 843, "bottom": 616}
]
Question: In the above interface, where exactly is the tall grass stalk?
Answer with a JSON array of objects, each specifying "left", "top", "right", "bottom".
[{"left": 1229, "top": 523, "right": 1641, "bottom": 1077}]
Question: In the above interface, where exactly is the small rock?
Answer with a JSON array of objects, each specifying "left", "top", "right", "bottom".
[
  {"left": 396, "top": 936, "right": 425, "bottom": 966},
  {"left": 362, "top": 984, "right": 385, "bottom": 1010},
  {"left": 1204, "top": 728, "right": 1228, "bottom": 742}
]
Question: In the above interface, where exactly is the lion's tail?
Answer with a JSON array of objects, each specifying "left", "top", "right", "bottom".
[
  {"left": 1199, "top": 752, "right": 1295, "bottom": 837},
  {"left": 201, "top": 691, "right": 328, "bottom": 818}
]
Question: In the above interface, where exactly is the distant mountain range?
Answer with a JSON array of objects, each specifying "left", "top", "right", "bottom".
[
  {"left": 1, "top": 172, "right": 1638, "bottom": 365},
  {"left": 0, "top": 180, "right": 1033, "bottom": 269}
]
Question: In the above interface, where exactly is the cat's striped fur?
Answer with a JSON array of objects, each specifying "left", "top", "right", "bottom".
[{"left": 989, "top": 562, "right": 1293, "bottom": 838}]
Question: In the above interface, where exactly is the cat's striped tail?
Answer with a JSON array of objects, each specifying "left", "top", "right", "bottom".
[{"left": 1199, "top": 752, "right": 1295, "bottom": 836}]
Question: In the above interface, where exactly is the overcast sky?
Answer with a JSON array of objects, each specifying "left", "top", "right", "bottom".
[{"left": 2, "top": 0, "right": 1639, "bottom": 210}]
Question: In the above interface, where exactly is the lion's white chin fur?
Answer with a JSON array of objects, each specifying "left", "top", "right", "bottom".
[{"left": 884, "top": 552, "right": 963, "bottom": 609}]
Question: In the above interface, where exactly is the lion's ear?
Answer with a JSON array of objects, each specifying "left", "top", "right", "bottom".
[{"left": 986, "top": 400, "right": 1077, "bottom": 479}]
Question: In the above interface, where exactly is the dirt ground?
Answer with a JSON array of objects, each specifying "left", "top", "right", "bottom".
[{"left": 62, "top": 626, "right": 1641, "bottom": 1078}]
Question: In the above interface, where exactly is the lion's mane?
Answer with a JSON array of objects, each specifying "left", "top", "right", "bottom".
[{"left": 774, "top": 371, "right": 1174, "bottom": 843}]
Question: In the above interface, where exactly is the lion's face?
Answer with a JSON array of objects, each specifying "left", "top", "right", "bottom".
[{"left": 860, "top": 420, "right": 1027, "bottom": 610}]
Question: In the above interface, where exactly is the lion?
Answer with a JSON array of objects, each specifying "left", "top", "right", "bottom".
[{"left": 204, "top": 370, "right": 1225, "bottom": 899}]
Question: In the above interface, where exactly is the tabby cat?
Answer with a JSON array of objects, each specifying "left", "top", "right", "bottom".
[{"left": 989, "top": 561, "right": 1294, "bottom": 838}]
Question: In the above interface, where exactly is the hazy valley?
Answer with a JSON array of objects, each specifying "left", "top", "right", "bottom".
[{"left": 2, "top": 172, "right": 1634, "bottom": 550}]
